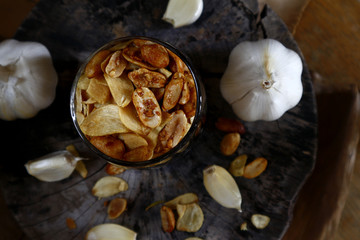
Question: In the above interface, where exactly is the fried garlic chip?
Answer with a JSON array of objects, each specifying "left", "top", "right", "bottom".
[
  {"left": 104, "top": 73, "right": 134, "bottom": 107},
  {"left": 80, "top": 104, "right": 128, "bottom": 136},
  {"left": 176, "top": 203, "right": 204, "bottom": 232},
  {"left": 118, "top": 104, "right": 150, "bottom": 135}
]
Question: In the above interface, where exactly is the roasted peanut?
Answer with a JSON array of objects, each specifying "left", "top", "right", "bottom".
[
  {"left": 84, "top": 50, "right": 111, "bottom": 78},
  {"left": 141, "top": 43, "right": 169, "bottom": 68},
  {"left": 162, "top": 72, "right": 184, "bottom": 111},
  {"left": 128, "top": 68, "right": 167, "bottom": 88},
  {"left": 151, "top": 87, "right": 165, "bottom": 101},
  {"left": 158, "top": 110, "right": 188, "bottom": 149},
  {"left": 178, "top": 77, "right": 191, "bottom": 105},
  {"left": 160, "top": 206, "right": 176, "bottom": 233},
  {"left": 168, "top": 50, "right": 186, "bottom": 73},
  {"left": 107, "top": 198, "right": 127, "bottom": 219},
  {"left": 122, "top": 44, "right": 156, "bottom": 70},
  {"left": 243, "top": 157, "right": 268, "bottom": 179},
  {"left": 90, "top": 136, "right": 125, "bottom": 160},
  {"left": 132, "top": 87, "right": 162, "bottom": 128},
  {"left": 105, "top": 51, "right": 127, "bottom": 78},
  {"left": 66, "top": 218, "right": 77, "bottom": 230},
  {"left": 229, "top": 154, "right": 247, "bottom": 177},
  {"left": 220, "top": 133, "right": 241, "bottom": 156},
  {"left": 215, "top": 117, "right": 246, "bottom": 134}
]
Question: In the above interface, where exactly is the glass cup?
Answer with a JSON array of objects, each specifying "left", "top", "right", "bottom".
[{"left": 70, "top": 36, "right": 206, "bottom": 168}]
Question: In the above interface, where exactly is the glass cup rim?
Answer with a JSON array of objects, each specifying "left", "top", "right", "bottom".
[{"left": 70, "top": 36, "right": 204, "bottom": 168}]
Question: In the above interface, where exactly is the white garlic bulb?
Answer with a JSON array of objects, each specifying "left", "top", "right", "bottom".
[
  {"left": 203, "top": 165, "right": 242, "bottom": 211},
  {"left": 220, "top": 39, "right": 303, "bottom": 121},
  {"left": 0, "top": 39, "right": 58, "bottom": 121},
  {"left": 24, "top": 150, "right": 86, "bottom": 182}
]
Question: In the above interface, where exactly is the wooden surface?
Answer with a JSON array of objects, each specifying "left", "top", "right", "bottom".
[
  {"left": 282, "top": 85, "right": 360, "bottom": 240},
  {"left": 291, "top": 0, "right": 360, "bottom": 239},
  {"left": 0, "top": 0, "right": 317, "bottom": 239},
  {"left": 1, "top": 0, "right": 360, "bottom": 239}
]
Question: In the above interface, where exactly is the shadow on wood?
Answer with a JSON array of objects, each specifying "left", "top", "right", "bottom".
[{"left": 283, "top": 84, "right": 360, "bottom": 240}]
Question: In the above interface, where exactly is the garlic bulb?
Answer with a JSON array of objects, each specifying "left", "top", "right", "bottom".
[
  {"left": 0, "top": 39, "right": 58, "bottom": 121},
  {"left": 24, "top": 150, "right": 86, "bottom": 182},
  {"left": 220, "top": 39, "right": 303, "bottom": 121},
  {"left": 162, "top": 0, "right": 203, "bottom": 28},
  {"left": 203, "top": 165, "right": 242, "bottom": 211}
]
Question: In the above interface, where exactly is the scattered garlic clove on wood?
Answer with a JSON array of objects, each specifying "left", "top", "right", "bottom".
[
  {"left": 84, "top": 223, "right": 137, "bottom": 240},
  {"left": 251, "top": 214, "right": 271, "bottom": 229},
  {"left": 203, "top": 165, "right": 242, "bottom": 211},
  {"left": 162, "top": 0, "right": 203, "bottom": 28},
  {"left": 24, "top": 150, "right": 86, "bottom": 182},
  {"left": 91, "top": 176, "right": 128, "bottom": 198}
]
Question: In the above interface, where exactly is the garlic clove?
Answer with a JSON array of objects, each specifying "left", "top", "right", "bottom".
[
  {"left": 85, "top": 223, "right": 137, "bottom": 240},
  {"left": 24, "top": 150, "right": 86, "bottom": 182},
  {"left": 203, "top": 165, "right": 242, "bottom": 211},
  {"left": 251, "top": 214, "right": 270, "bottom": 229},
  {"left": 162, "top": 0, "right": 203, "bottom": 28},
  {"left": 91, "top": 176, "right": 128, "bottom": 198}
]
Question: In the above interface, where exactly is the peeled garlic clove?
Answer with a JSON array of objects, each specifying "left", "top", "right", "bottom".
[
  {"left": 251, "top": 214, "right": 270, "bottom": 229},
  {"left": 162, "top": 0, "right": 203, "bottom": 28},
  {"left": 203, "top": 165, "right": 242, "bottom": 211},
  {"left": 85, "top": 223, "right": 137, "bottom": 240},
  {"left": 92, "top": 176, "right": 128, "bottom": 198},
  {"left": 164, "top": 193, "right": 199, "bottom": 209},
  {"left": 24, "top": 150, "right": 86, "bottom": 182}
]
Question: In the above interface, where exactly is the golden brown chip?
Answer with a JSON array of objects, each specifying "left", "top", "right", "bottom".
[
  {"left": 84, "top": 50, "right": 111, "bottom": 78},
  {"left": 104, "top": 74, "right": 134, "bottom": 107},
  {"left": 80, "top": 104, "right": 128, "bottom": 136},
  {"left": 90, "top": 136, "right": 125, "bottom": 160},
  {"left": 118, "top": 104, "right": 150, "bottom": 135},
  {"left": 176, "top": 203, "right": 204, "bottom": 232},
  {"left": 86, "top": 76, "right": 111, "bottom": 104},
  {"left": 119, "top": 133, "right": 148, "bottom": 150},
  {"left": 107, "top": 198, "right": 127, "bottom": 219}
]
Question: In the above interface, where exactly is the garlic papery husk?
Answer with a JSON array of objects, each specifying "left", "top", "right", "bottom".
[
  {"left": 203, "top": 165, "right": 242, "bottom": 211},
  {"left": 162, "top": 0, "right": 203, "bottom": 28},
  {"left": 220, "top": 39, "right": 303, "bottom": 121},
  {"left": 24, "top": 150, "right": 86, "bottom": 182},
  {"left": 85, "top": 223, "right": 137, "bottom": 240}
]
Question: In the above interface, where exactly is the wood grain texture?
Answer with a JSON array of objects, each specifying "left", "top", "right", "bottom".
[
  {"left": 282, "top": 85, "right": 360, "bottom": 240},
  {"left": 0, "top": 0, "right": 317, "bottom": 239}
]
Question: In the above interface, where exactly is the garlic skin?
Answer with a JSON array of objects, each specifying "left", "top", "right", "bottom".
[
  {"left": 162, "top": 0, "right": 203, "bottom": 28},
  {"left": 24, "top": 150, "right": 86, "bottom": 182},
  {"left": 0, "top": 39, "right": 58, "bottom": 121},
  {"left": 203, "top": 165, "right": 242, "bottom": 211},
  {"left": 220, "top": 39, "right": 303, "bottom": 121}
]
